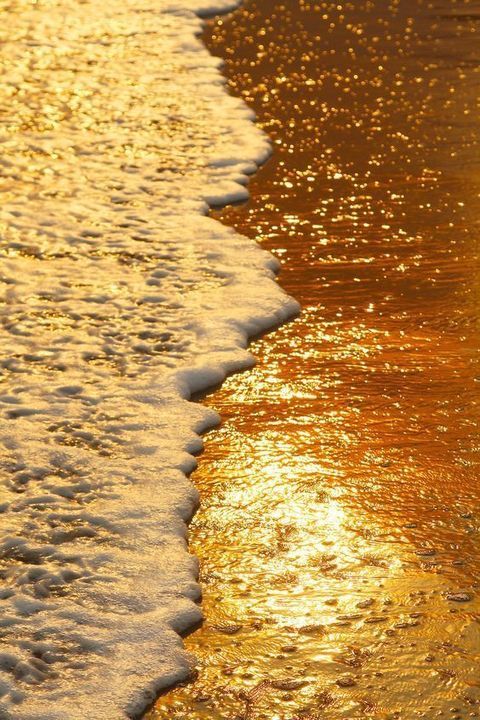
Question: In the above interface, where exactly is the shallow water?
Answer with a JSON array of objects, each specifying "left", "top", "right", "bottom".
[{"left": 149, "top": 1, "right": 480, "bottom": 718}]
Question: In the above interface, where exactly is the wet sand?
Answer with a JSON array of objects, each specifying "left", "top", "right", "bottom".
[{"left": 148, "top": 1, "right": 480, "bottom": 718}]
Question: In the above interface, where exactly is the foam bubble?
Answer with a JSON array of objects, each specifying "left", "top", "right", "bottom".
[{"left": 0, "top": 0, "right": 298, "bottom": 717}]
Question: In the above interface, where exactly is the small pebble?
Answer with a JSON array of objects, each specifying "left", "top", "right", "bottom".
[
  {"left": 336, "top": 676, "right": 357, "bottom": 688},
  {"left": 194, "top": 695, "right": 210, "bottom": 703},
  {"left": 271, "top": 679, "right": 307, "bottom": 691},
  {"left": 446, "top": 592, "right": 472, "bottom": 603},
  {"left": 212, "top": 623, "right": 243, "bottom": 635},
  {"left": 356, "top": 598, "right": 374, "bottom": 609}
]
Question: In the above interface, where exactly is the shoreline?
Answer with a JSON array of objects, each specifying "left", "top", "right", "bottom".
[{"left": 148, "top": 1, "right": 480, "bottom": 717}]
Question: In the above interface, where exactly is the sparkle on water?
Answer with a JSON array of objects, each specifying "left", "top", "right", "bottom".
[{"left": 149, "top": 1, "right": 480, "bottom": 719}]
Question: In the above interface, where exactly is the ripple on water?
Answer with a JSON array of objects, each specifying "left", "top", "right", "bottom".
[{"left": 150, "top": 0, "right": 480, "bottom": 718}]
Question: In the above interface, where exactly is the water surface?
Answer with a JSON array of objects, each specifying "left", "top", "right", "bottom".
[{"left": 149, "top": 1, "right": 480, "bottom": 718}]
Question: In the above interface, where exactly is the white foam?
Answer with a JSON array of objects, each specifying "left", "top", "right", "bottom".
[{"left": 0, "top": 0, "right": 298, "bottom": 717}]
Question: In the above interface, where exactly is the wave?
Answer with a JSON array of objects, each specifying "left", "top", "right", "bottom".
[{"left": 0, "top": 0, "right": 298, "bottom": 717}]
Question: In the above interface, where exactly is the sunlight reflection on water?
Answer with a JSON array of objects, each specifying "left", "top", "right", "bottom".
[{"left": 149, "top": 1, "right": 480, "bottom": 718}]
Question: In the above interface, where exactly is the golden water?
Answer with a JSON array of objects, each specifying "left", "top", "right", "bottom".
[{"left": 149, "top": 1, "right": 480, "bottom": 718}]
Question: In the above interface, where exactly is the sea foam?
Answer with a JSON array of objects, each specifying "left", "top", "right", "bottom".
[{"left": 0, "top": 0, "right": 298, "bottom": 717}]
